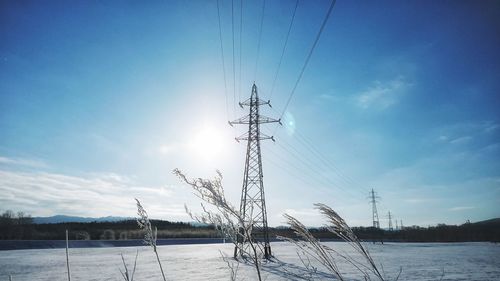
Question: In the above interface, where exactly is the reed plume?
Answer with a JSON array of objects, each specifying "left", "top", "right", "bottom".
[
  {"left": 135, "top": 198, "right": 166, "bottom": 281},
  {"left": 281, "top": 203, "right": 401, "bottom": 280}
]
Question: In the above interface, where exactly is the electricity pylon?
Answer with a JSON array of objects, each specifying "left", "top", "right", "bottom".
[
  {"left": 387, "top": 211, "right": 393, "bottom": 231},
  {"left": 400, "top": 219, "right": 404, "bottom": 230},
  {"left": 229, "top": 83, "right": 280, "bottom": 259},
  {"left": 369, "top": 188, "right": 380, "bottom": 228}
]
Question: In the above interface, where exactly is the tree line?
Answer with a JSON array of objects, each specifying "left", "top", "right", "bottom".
[{"left": 1, "top": 210, "right": 498, "bottom": 242}]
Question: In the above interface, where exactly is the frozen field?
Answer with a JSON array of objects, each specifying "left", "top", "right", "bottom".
[{"left": 1, "top": 242, "right": 499, "bottom": 280}]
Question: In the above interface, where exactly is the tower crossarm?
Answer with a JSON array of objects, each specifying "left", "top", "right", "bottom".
[
  {"left": 229, "top": 115, "right": 281, "bottom": 126},
  {"left": 239, "top": 97, "right": 272, "bottom": 108},
  {"left": 235, "top": 132, "right": 275, "bottom": 142}
]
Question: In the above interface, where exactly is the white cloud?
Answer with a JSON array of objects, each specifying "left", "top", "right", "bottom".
[
  {"left": 0, "top": 169, "right": 184, "bottom": 220},
  {"left": 356, "top": 76, "right": 411, "bottom": 110}
]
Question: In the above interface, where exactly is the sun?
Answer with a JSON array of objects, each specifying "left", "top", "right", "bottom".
[{"left": 189, "top": 125, "right": 226, "bottom": 161}]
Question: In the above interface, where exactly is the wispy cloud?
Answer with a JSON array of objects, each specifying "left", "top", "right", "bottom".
[
  {"left": 317, "top": 93, "right": 342, "bottom": 102},
  {"left": 283, "top": 208, "right": 319, "bottom": 217},
  {"left": 448, "top": 206, "right": 476, "bottom": 212},
  {"left": 0, "top": 156, "right": 48, "bottom": 168},
  {"left": 435, "top": 121, "right": 499, "bottom": 145},
  {"left": 448, "top": 136, "right": 473, "bottom": 145},
  {"left": 404, "top": 198, "right": 436, "bottom": 204},
  {"left": 356, "top": 76, "right": 411, "bottom": 110}
]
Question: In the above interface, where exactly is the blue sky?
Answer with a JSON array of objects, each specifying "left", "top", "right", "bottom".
[{"left": 1, "top": 0, "right": 499, "bottom": 227}]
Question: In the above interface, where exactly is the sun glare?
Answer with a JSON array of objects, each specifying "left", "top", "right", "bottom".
[{"left": 189, "top": 125, "right": 227, "bottom": 161}]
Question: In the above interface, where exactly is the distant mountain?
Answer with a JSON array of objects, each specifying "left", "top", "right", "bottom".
[
  {"left": 472, "top": 218, "right": 500, "bottom": 225},
  {"left": 33, "top": 215, "right": 132, "bottom": 224}
]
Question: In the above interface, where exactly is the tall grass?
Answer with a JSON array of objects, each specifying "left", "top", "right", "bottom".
[
  {"left": 281, "top": 203, "right": 401, "bottom": 280},
  {"left": 119, "top": 250, "right": 138, "bottom": 281},
  {"left": 173, "top": 168, "right": 264, "bottom": 281},
  {"left": 65, "top": 229, "right": 71, "bottom": 281},
  {"left": 174, "top": 169, "right": 401, "bottom": 280},
  {"left": 135, "top": 198, "right": 167, "bottom": 281}
]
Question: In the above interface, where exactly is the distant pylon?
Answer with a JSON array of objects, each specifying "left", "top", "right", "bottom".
[
  {"left": 395, "top": 219, "right": 399, "bottom": 230},
  {"left": 387, "top": 211, "right": 393, "bottom": 231},
  {"left": 229, "top": 84, "right": 280, "bottom": 259},
  {"left": 400, "top": 219, "right": 404, "bottom": 230},
  {"left": 369, "top": 188, "right": 380, "bottom": 228}
]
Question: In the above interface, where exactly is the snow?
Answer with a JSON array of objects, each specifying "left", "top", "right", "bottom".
[{"left": 1, "top": 242, "right": 499, "bottom": 280}]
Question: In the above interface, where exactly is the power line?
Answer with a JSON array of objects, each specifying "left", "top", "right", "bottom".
[
  {"left": 263, "top": 153, "right": 322, "bottom": 193},
  {"left": 238, "top": 0, "right": 243, "bottom": 103},
  {"left": 269, "top": 106, "right": 370, "bottom": 196},
  {"left": 269, "top": 0, "right": 299, "bottom": 100},
  {"left": 271, "top": 136, "right": 364, "bottom": 199},
  {"left": 277, "top": 0, "right": 336, "bottom": 122},
  {"left": 262, "top": 125, "right": 364, "bottom": 200},
  {"left": 231, "top": 0, "right": 236, "bottom": 115},
  {"left": 253, "top": 0, "right": 266, "bottom": 82},
  {"left": 294, "top": 130, "right": 370, "bottom": 194},
  {"left": 263, "top": 153, "right": 343, "bottom": 203},
  {"left": 262, "top": 144, "right": 361, "bottom": 203},
  {"left": 216, "top": 0, "right": 229, "bottom": 120}
]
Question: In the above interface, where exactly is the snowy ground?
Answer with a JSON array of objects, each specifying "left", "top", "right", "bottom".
[{"left": 1, "top": 242, "right": 499, "bottom": 280}]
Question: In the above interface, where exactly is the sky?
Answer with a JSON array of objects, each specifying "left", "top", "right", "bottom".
[{"left": 1, "top": 0, "right": 499, "bottom": 227}]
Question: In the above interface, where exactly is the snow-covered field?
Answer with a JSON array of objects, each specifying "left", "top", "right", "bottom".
[{"left": 1, "top": 242, "right": 499, "bottom": 280}]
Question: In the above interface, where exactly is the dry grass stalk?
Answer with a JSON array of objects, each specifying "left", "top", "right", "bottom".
[
  {"left": 316, "top": 203, "right": 385, "bottom": 280},
  {"left": 280, "top": 214, "right": 344, "bottom": 280},
  {"left": 282, "top": 203, "right": 401, "bottom": 281},
  {"left": 65, "top": 229, "right": 71, "bottom": 281},
  {"left": 220, "top": 250, "right": 240, "bottom": 281},
  {"left": 119, "top": 250, "right": 138, "bottom": 281},
  {"left": 173, "top": 168, "right": 263, "bottom": 281},
  {"left": 135, "top": 198, "right": 167, "bottom": 281}
]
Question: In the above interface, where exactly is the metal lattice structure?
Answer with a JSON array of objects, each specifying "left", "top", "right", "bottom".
[
  {"left": 387, "top": 211, "right": 393, "bottom": 231},
  {"left": 229, "top": 83, "right": 280, "bottom": 259},
  {"left": 369, "top": 188, "right": 380, "bottom": 228}
]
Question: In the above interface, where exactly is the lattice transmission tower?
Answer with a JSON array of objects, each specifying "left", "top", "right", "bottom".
[
  {"left": 369, "top": 188, "right": 380, "bottom": 228},
  {"left": 229, "top": 83, "right": 280, "bottom": 259},
  {"left": 387, "top": 211, "right": 393, "bottom": 231}
]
